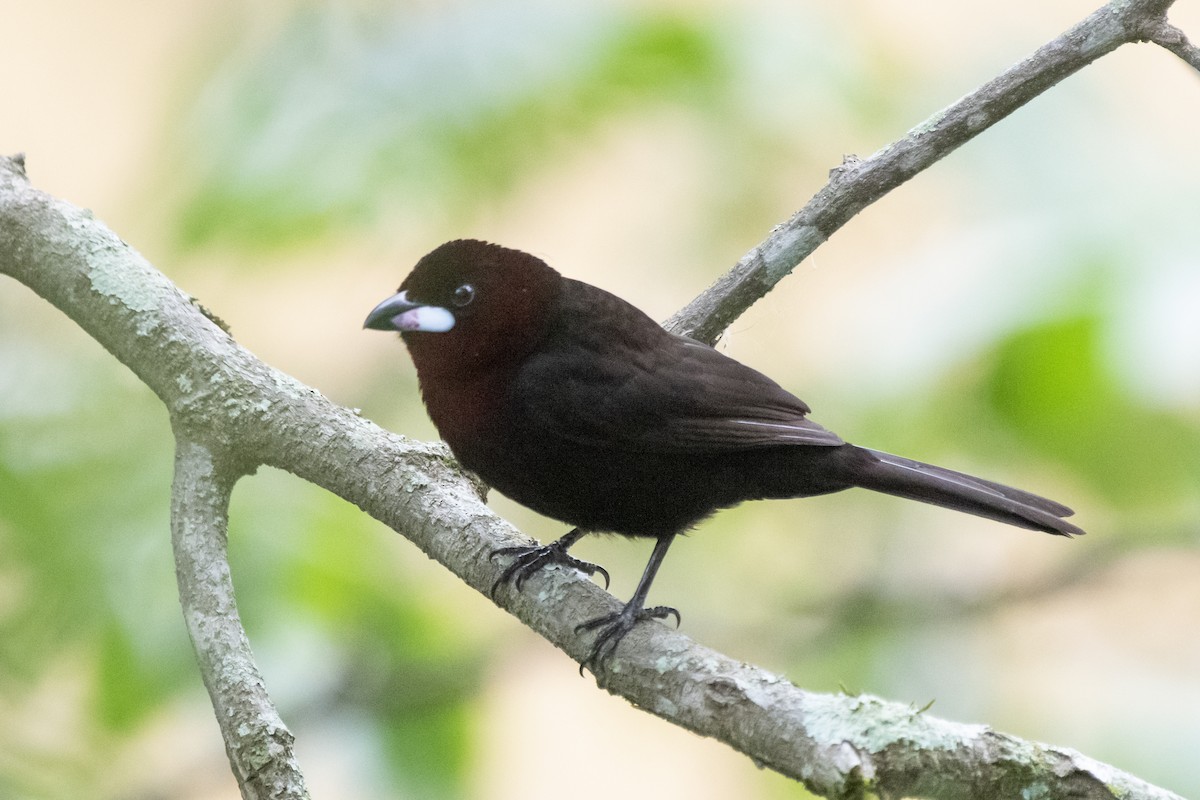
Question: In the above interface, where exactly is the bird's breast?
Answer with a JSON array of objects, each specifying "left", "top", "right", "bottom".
[{"left": 417, "top": 370, "right": 511, "bottom": 458}]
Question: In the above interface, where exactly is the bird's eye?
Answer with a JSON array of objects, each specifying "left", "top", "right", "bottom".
[{"left": 452, "top": 284, "right": 475, "bottom": 307}]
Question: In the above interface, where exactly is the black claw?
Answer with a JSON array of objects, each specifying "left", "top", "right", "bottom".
[
  {"left": 575, "top": 603, "right": 682, "bottom": 675},
  {"left": 488, "top": 537, "right": 609, "bottom": 601},
  {"left": 593, "top": 564, "right": 611, "bottom": 590},
  {"left": 645, "top": 605, "right": 681, "bottom": 628}
]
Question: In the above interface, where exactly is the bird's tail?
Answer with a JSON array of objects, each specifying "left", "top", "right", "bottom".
[{"left": 852, "top": 448, "right": 1084, "bottom": 537}]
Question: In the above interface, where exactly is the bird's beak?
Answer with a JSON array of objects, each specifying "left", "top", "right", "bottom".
[{"left": 363, "top": 290, "right": 456, "bottom": 333}]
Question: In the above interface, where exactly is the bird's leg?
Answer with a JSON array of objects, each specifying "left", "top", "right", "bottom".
[
  {"left": 576, "top": 534, "right": 680, "bottom": 675},
  {"left": 489, "top": 527, "right": 610, "bottom": 601}
]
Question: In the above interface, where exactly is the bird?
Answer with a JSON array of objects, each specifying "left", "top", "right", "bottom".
[{"left": 364, "top": 239, "right": 1083, "bottom": 672}]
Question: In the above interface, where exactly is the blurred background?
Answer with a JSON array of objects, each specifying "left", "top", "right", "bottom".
[{"left": 2, "top": 0, "right": 1199, "bottom": 798}]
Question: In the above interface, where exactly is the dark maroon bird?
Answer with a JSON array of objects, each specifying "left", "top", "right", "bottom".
[{"left": 365, "top": 239, "right": 1082, "bottom": 670}]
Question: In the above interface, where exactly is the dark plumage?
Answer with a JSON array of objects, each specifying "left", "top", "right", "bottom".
[{"left": 365, "top": 239, "right": 1083, "bottom": 670}]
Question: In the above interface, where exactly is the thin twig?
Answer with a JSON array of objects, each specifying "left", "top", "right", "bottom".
[
  {"left": 1148, "top": 20, "right": 1200, "bottom": 72},
  {"left": 665, "top": 0, "right": 1179, "bottom": 344}
]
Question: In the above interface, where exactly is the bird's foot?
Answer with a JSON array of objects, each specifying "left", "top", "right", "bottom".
[
  {"left": 489, "top": 538, "right": 610, "bottom": 601},
  {"left": 575, "top": 603, "right": 681, "bottom": 675}
]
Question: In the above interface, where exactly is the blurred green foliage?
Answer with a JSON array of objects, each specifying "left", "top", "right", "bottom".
[
  {"left": 985, "top": 313, "right": 1200, "bottom": 508},
  {"left": 176, "top": 3, "right": 725, "bottom": 250}
]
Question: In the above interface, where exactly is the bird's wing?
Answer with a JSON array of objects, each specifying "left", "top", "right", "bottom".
[{"left": 514, "top": 327, "right": 843, "bottom": 454}]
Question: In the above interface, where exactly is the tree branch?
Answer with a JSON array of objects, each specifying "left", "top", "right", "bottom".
[
  {"left": 0, "top": 0, "right": 1193, "bottom": 796},
  {"left": 1148, "top": 20, "right": 1200, "bottom": 72},
  {"left": 172, "top": 439, "right": 309, "bottom": 799},
  {"left": 0, "top": 149, "right": 1183, "bottom": 800},
  {"left": 665, "top": 0, "right": 1180, "bottom": 344}
]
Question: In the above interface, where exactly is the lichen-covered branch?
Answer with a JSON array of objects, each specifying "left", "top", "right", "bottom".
[
  {"left": 171, "top": 439, "right": 309, "bottom": 800},
  {"left": 0, "top": 148, "right": 1185, "bottom": 799},
  {"left": 1148, "top": 19, "right": 1200, "bottom": 72}
]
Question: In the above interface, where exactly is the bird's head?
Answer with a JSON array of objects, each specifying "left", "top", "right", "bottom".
[{"left": 364, "top": 240, "right": 563, "bottom": 378}]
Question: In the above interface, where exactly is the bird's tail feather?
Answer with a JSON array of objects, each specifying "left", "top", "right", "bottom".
[{"left": 854, "top": 448, "right": 1083, "bottom": 537}]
